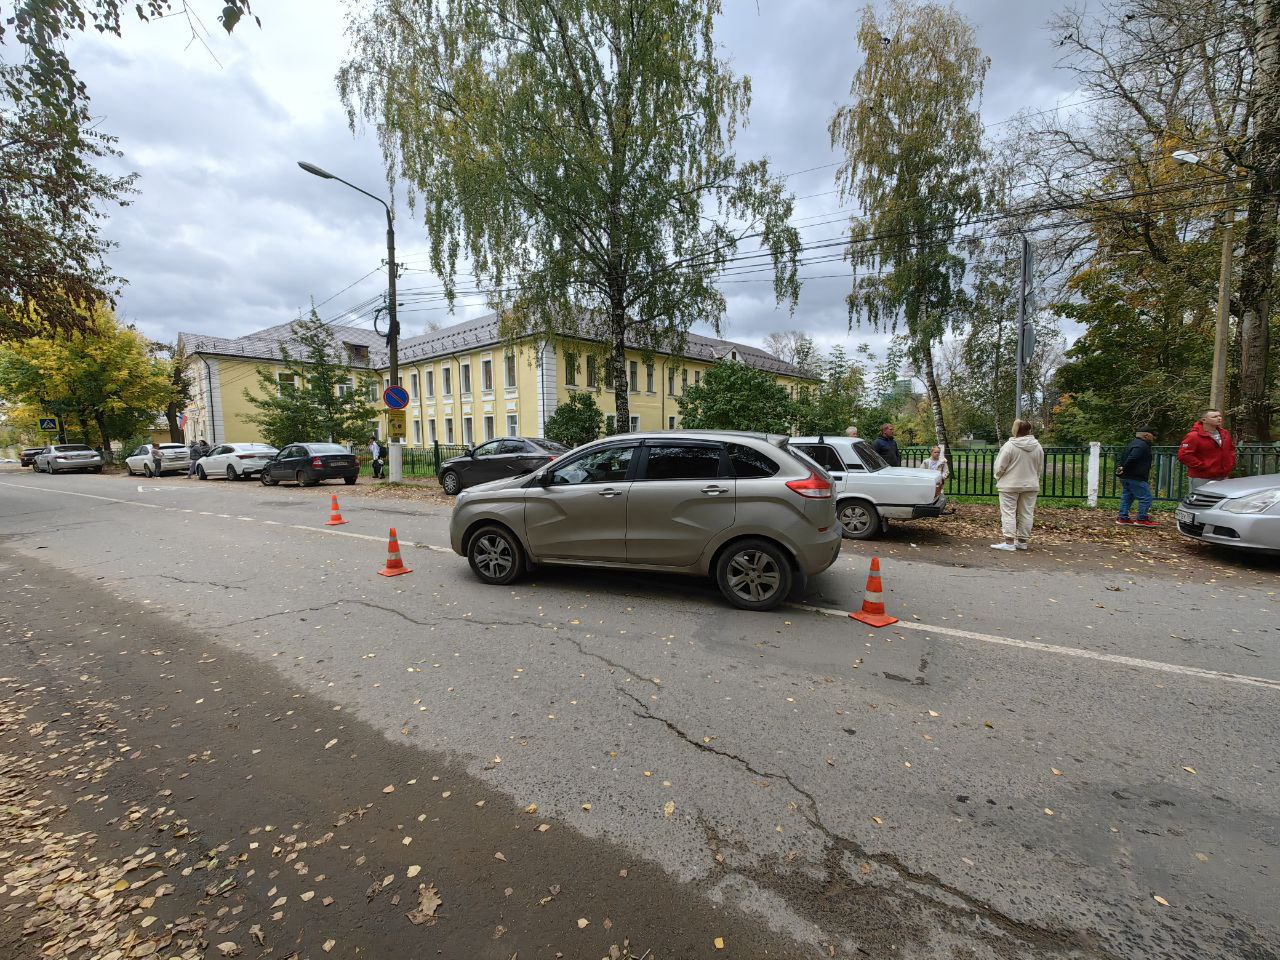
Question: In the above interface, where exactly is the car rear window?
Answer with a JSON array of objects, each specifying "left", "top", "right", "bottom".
[
  {"left": 159, "top": 444, "right": 187, "bottom": 450},
  {"left": 728, "top": 443, "right": 779, "bottom": 478},
  {"left": 308, "top": 444, "right": 350, "bottom": 454},
  {"left": 641, "top": 445, "right": 722, "bottom": 481},
  {"left": 54, "top": 444, "right": 91, "bottom": 452},
  {"left": 532, "top": 439, "right": 569, "bottom": 453},
  {"left": 795, "top": 443, "right": 845, "bottom": 473}
]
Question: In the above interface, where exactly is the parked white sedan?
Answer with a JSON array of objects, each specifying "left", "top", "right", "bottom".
[
  {"left": 791, "top": 435, "right": 948, "bottom": 539},
  {"left": 195, "top": 443, "right": 279, "bottom": 480},
  {"left": 124, "top": 443, "right": 191, "bottom": 477}
]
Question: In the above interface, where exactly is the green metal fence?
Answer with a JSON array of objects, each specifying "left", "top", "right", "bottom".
[
  {"left": 357, "top": 443, "right": 472, "bottom": 478},
  {"left": 900, "top": 443, "right": 1279, "bottom": 503}
]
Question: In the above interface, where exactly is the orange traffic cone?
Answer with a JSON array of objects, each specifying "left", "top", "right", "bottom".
[
  {"left": 378, "top": 527, "right": 412, "bottom": 577},
  {"left": 850, "top": 557, "right": 898, "bottom": 627},
  {"left": 325, "top": 494, "right": 348, "bottom": 526}
]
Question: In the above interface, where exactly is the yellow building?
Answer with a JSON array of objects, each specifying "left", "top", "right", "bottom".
[{"left": 177, "top": 314, "right": 810, "bottom": 447}]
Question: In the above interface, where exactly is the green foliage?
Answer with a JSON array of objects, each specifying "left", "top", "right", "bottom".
[
  {"left": 676, "top": 361, "right": 795, "bottom": 434},
  {"left": 793, "top": 346, "right": 867, "bottom": 434},
  {"left": 0, "top": 305, "right": 174, "bottom": 453},
  {"left": 338, "top": 0, "right": 800, "bottom": 430},
  {"left": 544, "top": 391, "right": 604, "bottom": 449},
  {"left": 242, "top": 310, "right": 379, "bottom": 450}
]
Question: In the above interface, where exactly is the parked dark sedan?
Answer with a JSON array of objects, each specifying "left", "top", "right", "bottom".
[
  {"left": 439, "top": 437, "right": 567, "bottom": 495},
  {"left": 260, "top": 442, "right": 360, "bottom": 486},
  {"left": 19, "top": 447, "right": 44, "bottom": 467}
]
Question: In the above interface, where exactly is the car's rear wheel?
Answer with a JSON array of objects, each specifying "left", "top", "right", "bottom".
[
  {"left": 838, "top": 499, "right": 881, "bottom": 540},
  {"left": 344, "top": 476, "right": 357, "bottom": 485},
  {"left": 226, "top": 465, "right": 238, "bottom": 480},
  {"left": 440, "top": 469, "right": 461, "bottom": 495},
  {"left": 89, "top": 466, "right": 101, "bottom": 474},
  {"left": 467, "top": 525, "right": 525, "bottom": 585},
  {"left": 716, "top": 538, "right": 792, "bottom": 611},
  {"left": 297, "top": 470, "right": 318, "bottom": 487}
]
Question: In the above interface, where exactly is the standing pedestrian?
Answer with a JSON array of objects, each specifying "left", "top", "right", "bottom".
[
  {"left": 369, "top": 436, "right": 384, "bottom": 480},
  {"left": 923, "top": 444, "right": 950, "bottom": 481},
  {"left": 873, "top": 424, "right": 901, "bottom": 467},
  {"left": 187, "top": 438, "right": 208, "bottom": 478},
  {"left": 151, "top": 443, "right": 164, "bottom": 478},
  {"left": 1116, "top": 427, "right": 1158, "bottom": 526},
  {"left": 1176, "top": 409, "right": 1236, "bottom": 493},
  {"left": 991, "top": 419, "right": 1044, "bottom": 552}
]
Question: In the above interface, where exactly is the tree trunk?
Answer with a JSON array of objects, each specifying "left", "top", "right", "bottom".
[
  {"left": 610, "top": 304, "right": 630, "bottom": 433},
  {"left": 166, "top": 401, "right": 182, "bottom": 442},
  {"left": 1236, "top": 0, "right": 1279, "bottom": 441},
  {"left": 918, "top": 337, "right": 950, "bottom": 453},
  {"left": 93, "top": 411, "right": 112, "bottom": 458}
]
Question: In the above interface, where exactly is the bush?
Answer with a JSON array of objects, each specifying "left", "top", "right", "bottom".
[
  {"left": 545, "top": 392, "right": 603, "bottom": 448},
  {"left": 677, "top": 361, "right": 795, "bottom": 433}
]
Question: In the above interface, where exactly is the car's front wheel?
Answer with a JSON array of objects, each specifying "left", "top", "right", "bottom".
[
  {"left": 143, "top": 464, "right": 153, "bottom": 478},
  {"left": 716, "top": 538, "right": 793, "bottom": 611},
  {"left": 226, "top": 465, "right": 238, "bottom": 481},
  {"left": 838, "top": 499, "right": 881, "bottom": 540},
  {"left": 440, "top": 469, "right": 461, "bottom": 495},
  {"left": 261, "top": 471, "right": 277, "bottom": 486},
  {"left": 467, "top": 525, "right": 525, "bottom": 585},
  {"left": 197, "top": 465, "right": 208, "bottom": 480}
]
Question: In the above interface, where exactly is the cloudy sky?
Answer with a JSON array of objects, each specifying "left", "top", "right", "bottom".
[{"left": 69, "top": 0, "right": 1079, "bottom": 360}]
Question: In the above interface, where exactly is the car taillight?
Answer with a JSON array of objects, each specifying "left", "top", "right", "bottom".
[
  {"left": 311, "top": 457, "right": 323, "bottom": 468},
  {"left": 237, "top": 454, "right": 257, "bottom": 460},
  {"left": 785, "top": 471, "right": 832, "bottom": 499}
]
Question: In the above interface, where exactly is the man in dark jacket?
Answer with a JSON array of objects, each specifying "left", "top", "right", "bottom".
[
  {"left": 1176, "top": 409, "right": 1236, "bottom": 493},
  {"left": 873, "top": 424, "right": 901, "bottom": 467},
  {"left": 1117, "top": 427, "right": 1157, "bottom": 526}
]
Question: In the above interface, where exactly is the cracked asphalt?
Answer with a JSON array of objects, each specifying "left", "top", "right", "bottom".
[{"left": 0, "top": 469, "right": 1276, "bottom": 960}]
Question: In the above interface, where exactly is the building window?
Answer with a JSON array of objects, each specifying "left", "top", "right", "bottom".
[
  {"left": 629, "top": 415, "right": 639, "bottom": 432},
  {"left": 337, "top": 378, "right": 354, "bottom": 397},
  {"left": 629, "top": 360, "right": 639, "bottom": 393},
  {"left": 443, "top": 367, "right": 453, "bottom": 396},
  {"left": 645, "top": 363, "right": 654, "bottom": 393},
  {"left": 682, "top": 369, "right": 688, "bottom": 393},
  {"left": 445, "top": 417, "right": 455, "bottom": 443},
  {"left": 410, "top": 372, "right": 419, "bottom": 400},
  {"left": 564, "top": 351, "right": 578, "bottom": 386},
  {"left": 277, "top": 372, "right": 297, "bottom": 394},
  {"left": 481, "top": 358, "right": 493, "bottom": 392},
  {"left": 413, "top": 419, "right": 423, "bottom": 444},
  {"left": 463, "top": 417, "right": 474, "bottom": 445},
  {"left": 429, "top": 419, "right": 438, "bottom": 444},
  {"left": 694, "top": 370, "right": 701, "bottom": 386},
  {"left": 586, "top": 355, "right": 598, "bottom": 389},
  {"left": 425, "top": 369, "right": 435, "bottom": 398},
  {"left": 668, "top": 415, "right": 676, "bottom": 429},
  {"left": 506, "top": 414, "right": 518, "bottom": 436},
  {"left": 668, "top": 368, "right": 676, "bottom": 396},
  {"left": 483, "top": 415, "right": 494, "bottom": 440},
  {"left": 460, "top": 362, "right": 472, "bottom": 396},
  {"left": 505, "top": 352, "right": 517, "bottom": 388}
]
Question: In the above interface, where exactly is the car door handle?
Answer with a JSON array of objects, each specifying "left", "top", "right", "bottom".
[
  {"left": 831, "top": 473, "right": 845, "bottom": 480},
  {"left": 597, "top": 487, "right": 622, "bottom": 498},
  {"left": 701, "top": 485, "right": 728, "bottom": 495}
]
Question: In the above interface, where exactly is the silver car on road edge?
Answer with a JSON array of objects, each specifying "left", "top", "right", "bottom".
[
  {"left": 449, "top": 431, "right": 842, "bottom": 611},
  {"left": 1176, "top": 473, "right": 1280, "bottom": 555}
]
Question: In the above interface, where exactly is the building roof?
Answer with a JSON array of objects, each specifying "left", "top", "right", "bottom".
[{"left": 179, "top": 313, "right": 808, "bottom": 379}]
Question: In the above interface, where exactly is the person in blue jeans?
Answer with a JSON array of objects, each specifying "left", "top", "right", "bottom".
[{"left": 1117, "top": 427, "right": 1158, "bottom": 526}]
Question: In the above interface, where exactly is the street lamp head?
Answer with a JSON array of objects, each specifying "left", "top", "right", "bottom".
[
  {"left": 1171, "top": 149, "right": 1202, "bottom": 166},
  {"left": 297, "top": 160, "right": 335, "bottom": 179}
]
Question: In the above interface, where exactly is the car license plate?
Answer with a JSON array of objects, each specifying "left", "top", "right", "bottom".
[
  {"left": 331, "top": 459, "right": 352, "bottom": 466},
  {"left": 1176, "top": 509, "right": 1194, "bottom": 525}
]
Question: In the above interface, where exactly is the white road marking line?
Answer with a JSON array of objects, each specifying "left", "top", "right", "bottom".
[
  {"left": 783, "top": 602, "right": 1280, "bottom": 690},
  {"left": 287, "top": 524, "right": 418, "bottom": 546},
  {"left": 0, "top": 481, "right": 163, "bottom": 508}
]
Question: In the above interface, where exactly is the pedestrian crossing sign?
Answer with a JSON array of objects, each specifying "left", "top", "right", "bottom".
[{"left": 38, "top": 416, "right": 59, "bottom": 432}]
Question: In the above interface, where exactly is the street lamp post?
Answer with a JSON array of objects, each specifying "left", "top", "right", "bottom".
[
  {"left": 297, "top": 161, "right": 402, "bottom": 482},
  {"left": 1172, "top": 150, "right": 1236, "bottom": 412}
]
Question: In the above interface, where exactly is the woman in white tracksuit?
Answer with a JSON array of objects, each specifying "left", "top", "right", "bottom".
[{"left": 992, "top": 419, "right": 1044, "bottom": 552}]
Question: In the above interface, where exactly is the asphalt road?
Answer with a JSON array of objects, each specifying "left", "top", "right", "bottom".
[{"left": 0, "top": 469, "right": 1276, "bottom": 960}]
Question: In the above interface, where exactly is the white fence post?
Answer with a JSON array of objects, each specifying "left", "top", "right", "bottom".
[{"left": 1086, "top": 441, "right": 1100, "bottom": 507}]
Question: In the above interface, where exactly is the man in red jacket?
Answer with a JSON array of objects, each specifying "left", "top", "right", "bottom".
[{"left": 1177, "top": 409, "right": 1236, "bottom": 492}]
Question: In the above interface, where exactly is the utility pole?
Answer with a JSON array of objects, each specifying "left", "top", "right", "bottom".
[{"left": 1014, "top": 233, "right": 1034, "bottom": 422}]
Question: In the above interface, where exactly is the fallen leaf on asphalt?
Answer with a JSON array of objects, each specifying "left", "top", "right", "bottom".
[
  {"left": 928, "top": 710, "right": 940, "bottom": 718},
  {"left": 524, "top": 803, "right": 538, "bottom": 814},
  {"left": 504, "top": 887, "right": 513, "bottom": 897},
  {"left": 442, "top": 791, "right": 451, "bottom": 798},
  {"left": 1051, "top": 768, "right": 1064, "bottom": 776},
  {"left": 322, "top": 897, "right": 334, "bottom": 907},
  {"left": 301, "top": 891, "right": 315, "bottom": 901},
  {"left": 715, "top": 937, "right": 726, "bottom": 949},
  {"left": 407, "top": 865, "right": 421, "bottom": 878},
  {"left": 1194, "top": 853, "right": 1209, "bottom": 862},
  {"left": 216, "top": 943, "right": 241, "bottom": 957},
  {"left": 603, "top": 917, "right": 612, "bottom": 929},
  {"left": 325, "top": 739, "right": 338, "bottom": 750},
  {"left": 493, "top": 925, "right": 507, "bottom": 939},
  {"left": 323, "top": 939, "right": 336, "bottom": 952},
  {"left": 383, "top": 785, "right": 395, "bottom": 794},
  {"left": 1153, "top": 895, "right": 1169, "bottom": 906},
  {"left": 475, "top": 800, "right": 486, "bottom": 807},
  {"left": 495, "top": 851, "right": 508, "bottom": 862},
  {"left": 537, "top": 824, "right": 550, "bottom": 832},
  {"left": 577, "top": 918, "right": 590, "bottom": 929},
  {"left": 663, "top": 801, "right": 675, "bottom": 817},
  {"left": 403, "top": 836, "right": 412, "bottom": 845},
  {"left": 871, "top": 816, "right": 883, "bottom": 824},
  {"left": 406, "top": 883, "right": 442, "bottom": 925},
  {"left": 1183, "top": 766, "right": 1197, "bottom": 775},
  {"left": 983, "top": 721, "right": 994, "bottom": 729},
  {"left": 619, "top": 869, "right": 628, "bottom": 877},
  {"left": 581, "top": 803, "right": 592, "bottom": 811},
  {"left": 250, "top": 924, "right": 264, "bottom": 945}
]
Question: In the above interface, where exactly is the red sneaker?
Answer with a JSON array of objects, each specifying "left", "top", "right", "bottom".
[
  {"left": 1115, "top": 518, "right": 1133, "bottom": 525},
  {"left": 1133, "top": 519, "right": 1160, "bottom": 527}
]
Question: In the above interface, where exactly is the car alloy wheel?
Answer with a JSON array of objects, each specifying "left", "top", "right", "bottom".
[
  {"left": 838, "top": 499, "right": 881, "bottom": 540},
  {"left": 260, "top": 471, "right": 277, "bottom": 486},
  {"left": 440, "top": 470, "right": 461, "bottom": 495},
  {"left": 716, "top": 538, "right": 792, "bottom": 611},
  {"left": 467, "top": 526, "right": 524, "bottom": 585},
  {"left": 226, "top": 465, "right": 238, "bottom": 481}
]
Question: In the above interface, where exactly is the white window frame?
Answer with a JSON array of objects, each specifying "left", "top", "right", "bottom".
[
  {"left": 463, "top": 417, "right": 474, "bottom": 445},
  {"left": 429, "top": 419, "right": 438, "bottom": 444},
  {"left": 645, "top": 363, "right": 654, "bottom": 393},
  {"left": 460, "top": 361, "right": 472, "bottom": 397},
  {"left": 506, "top": 414, "right": 518, "bottom": 437},
  {"left": 277, "top": 372, "right": 297, "bottom": 395},
  {"left": 481, "top": 358, "right": 494, "bottom": 393},
  {"left": 445, "top": 417, "right": 455, "bottom": 443},
  {"left": 443, "top": 366, "right": 453, "bottom": 396},
  {"left": 504, "top": 352, "right": 517, "bottom": 389},
  {"left": 629, "top": 360, "right": 639, "bottom": 393},
  {"left": 412, "top": 418, "right": 423, "bottom": 444},
  {"left": 410, "top": 372, "right": 419, "bottom": 400},
  {"left": 629, "top": 415, "right": 639, "bottom": 432},
  {"left": 425, "top": 369, "right": 435, "bottom": 398},
  {"left": 483, "top": 414, "right": 494, "bottom": 440}
]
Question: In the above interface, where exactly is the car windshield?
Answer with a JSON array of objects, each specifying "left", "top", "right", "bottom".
[
  {"left": 54, "top": 444, "right": 91, "bottom": 452},
  {"left": 308, "top": 444, "right": 350, "bottom": 454},
  {"left": 159, "top": 444, "right": 186, "bottom": 450},
  {"left": 852, "top": 440, "right": 888, "bottom": 472}
]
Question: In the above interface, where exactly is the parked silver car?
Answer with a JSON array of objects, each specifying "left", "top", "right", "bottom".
[
  {"left": 124, "top": 443, "right": 191, "bottom": 477},
  {"left": 449, "top": 431, "right": 843, "bottom": 611},
  {"left": 1176, "top": 473, "right": 1280, "bottom": 555},
  {"left": 33, "top": 444, "right": 104, "bottom": 473}
]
